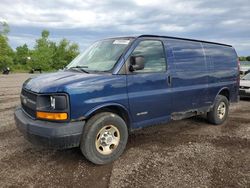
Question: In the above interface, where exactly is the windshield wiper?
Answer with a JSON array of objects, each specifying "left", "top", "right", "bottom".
[{"left": 68, "top": 66, "right": 89, "bottom": 73}]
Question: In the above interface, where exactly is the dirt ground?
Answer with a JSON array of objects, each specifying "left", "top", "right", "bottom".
[{"left": 0, "top": 73, "right": 249, "bottom": 188}]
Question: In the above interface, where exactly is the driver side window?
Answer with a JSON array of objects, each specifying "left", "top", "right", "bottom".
[{"left": 130, "top": 40, "right": 166, "bottom": 73}]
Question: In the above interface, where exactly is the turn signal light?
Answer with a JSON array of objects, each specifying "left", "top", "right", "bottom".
[{"left": 36, "top": 111, "right": 68, "bottom": 120}]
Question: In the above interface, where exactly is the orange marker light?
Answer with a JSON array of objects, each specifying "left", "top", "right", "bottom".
[{"left": 36, "top": 111, "right": 68, "bottom": 120}]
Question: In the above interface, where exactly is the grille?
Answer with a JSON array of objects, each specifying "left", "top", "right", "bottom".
[
  {"left": 21, "top": 89, "right": 37, "bottom": 118},
  {"left": 240, "top": 86, "right": 250, "bottom": 89}
]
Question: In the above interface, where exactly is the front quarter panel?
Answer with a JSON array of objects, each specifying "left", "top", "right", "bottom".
[{"left": 63, "top": 74, "right": 128, "bottom": 120}]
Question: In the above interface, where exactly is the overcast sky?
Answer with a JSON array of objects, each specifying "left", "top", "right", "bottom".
[{"left": 0, "top": 0, "right": 249, "bottom": 55}]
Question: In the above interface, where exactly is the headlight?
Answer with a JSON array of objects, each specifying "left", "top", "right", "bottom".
[
  {"left": 36, "top": 94, "right": 69, "bottom": 121},
  {"left": 49, "top": 95, "right": 67, "bottom": 110},
  {"left": 50, "top": 96, "right": 56, "bottom": 109}
]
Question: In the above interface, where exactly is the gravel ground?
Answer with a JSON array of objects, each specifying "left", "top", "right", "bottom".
[{"left": 0, "top": 73, "right": 249, "bottom": 188}]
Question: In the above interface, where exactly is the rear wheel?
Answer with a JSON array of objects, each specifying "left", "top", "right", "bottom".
[
  {"left": 207, "top": 95, "right": 229, "bottom": 125},
  {"left": 80, "top": 112, "right": 128, "bottom": 165}
]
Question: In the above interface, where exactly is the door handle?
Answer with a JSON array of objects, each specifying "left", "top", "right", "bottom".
[{"left": 167, "top": 75, "right": 172, "bottom": 86}]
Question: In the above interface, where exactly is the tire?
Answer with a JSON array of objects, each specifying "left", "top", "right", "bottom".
[
  {"left": 207, "top": 95, "right": 229, "bottom": 125},
  {"left": 80, "top": 112, "right": 128, "bottom": 165}
]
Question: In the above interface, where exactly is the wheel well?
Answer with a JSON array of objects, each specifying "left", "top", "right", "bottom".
[
  {"left": 87, "top": 105, "right": 130, "bottom": 129},
  {"left": 219, "top": 89, "right": 230, "bottom": 101}
]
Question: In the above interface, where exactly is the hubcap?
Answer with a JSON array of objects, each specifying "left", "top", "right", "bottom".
[
  {"left": 95, "top": 125, "right": 120, "bottom": 155},
  {"left": 217, "top": 102, "right": 226, "bottom": 119}
]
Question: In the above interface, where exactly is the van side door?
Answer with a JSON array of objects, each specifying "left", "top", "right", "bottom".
[
  {"left": 165, "top": 39, "right": 209, "bottom": 112},
  {"left": 125, "top": 39, "right": 172, "bottom": 128}
]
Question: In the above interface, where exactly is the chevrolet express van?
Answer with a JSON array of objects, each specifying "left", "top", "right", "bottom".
[{"left": 15, "top": 35, "right": 239, "bottom": 164}]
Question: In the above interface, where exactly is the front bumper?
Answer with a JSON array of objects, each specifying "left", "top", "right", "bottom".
[{"left": 14, "top": 108, "right": 85, "bottom": 149}]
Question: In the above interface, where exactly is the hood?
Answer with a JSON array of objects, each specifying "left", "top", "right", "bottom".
[
  {"left": 240, "top": 80, "right": 250, "bottom": 87},
  {"left": 23, "top": 70, "right": 107, "bottom": 93}
]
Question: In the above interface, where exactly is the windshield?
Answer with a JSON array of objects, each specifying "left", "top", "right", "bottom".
[
  {"left": 242, "top": 73, "right": 250, "bottom": 80},
  {"left": 66, "top": 38, "right": 132, "bottom": 72}
]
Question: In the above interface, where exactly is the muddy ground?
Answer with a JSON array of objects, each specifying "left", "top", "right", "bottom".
[{"left": 0, "top": 73, "right": 249, "bottom": 188}]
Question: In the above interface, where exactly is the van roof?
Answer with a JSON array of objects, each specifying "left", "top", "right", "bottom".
[{"left": 137, "top": 35, "right": 232, "bottom": 47}]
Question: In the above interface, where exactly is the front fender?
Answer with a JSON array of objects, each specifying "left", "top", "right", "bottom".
[{"left": 85, "top": 103, "right": 130, "bottom": 117}]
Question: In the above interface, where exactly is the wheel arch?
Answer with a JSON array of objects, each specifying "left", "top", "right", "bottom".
[
  {"left": 217, "top": 87, "right": 230, "bottom": 101},
  {"left": 208, "top": 87, "right": 230, "bottom": 125},
  {"left": 84, "top": 103, "right": 132, "bottom": 130},
  {"left": 212, "top": 87, "right": 230, "bottom": 107}
]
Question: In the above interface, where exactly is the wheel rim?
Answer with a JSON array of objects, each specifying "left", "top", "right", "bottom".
[
  {"left": 217, "top": 101, "right": 226, "bottom": 119},
  {"left": 95, "top": 125, "right": 120, "bottom": 155}
]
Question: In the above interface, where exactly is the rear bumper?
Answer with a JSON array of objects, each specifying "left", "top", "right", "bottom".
[{"left": 14, "top": 108, "right": 85, "bottom": 149}]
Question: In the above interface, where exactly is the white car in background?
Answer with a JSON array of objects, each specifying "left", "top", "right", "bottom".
[
  {"left": 240, "top": 61, "right": 250, "bottom": 76},
  {"left": 240, "top": 73, "right": 250, "bottom": 98}
]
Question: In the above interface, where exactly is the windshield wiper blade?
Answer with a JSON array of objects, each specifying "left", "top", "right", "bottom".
[
  {"left": 68, "top": 66, "right": 89, "bottom": 73},
  {"left": 74, "top": 65, "right": 89, "bottom": 68}
]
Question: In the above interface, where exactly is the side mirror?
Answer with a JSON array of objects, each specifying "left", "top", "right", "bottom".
[{"left": 129, "top": 56, "right": 145, "bottom": 72}]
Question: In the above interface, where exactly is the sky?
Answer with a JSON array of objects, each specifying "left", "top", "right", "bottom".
[{"left": 0, "top": 0, "right": 250, "bottom": 55}]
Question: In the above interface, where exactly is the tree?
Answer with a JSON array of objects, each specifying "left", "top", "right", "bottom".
[
  {"left": 246, "top": 56, "right": 250, "bottom": 61},
  {"left": 14, "top": 44, "right": 30, "bottom": 65},
  {"left": 0, "top": 25, "right": 80, "bottom": 72},
  {"left": 31, "top": 30, "right": 55, "bottom": 71},
  {"left": 52, "top": 39, "right": 68, "bottom": 70},
  {"left": 0, "top": 21, "right": 10, "bottom": 36},
  {"left": 28, "top": 30, "right": 80, "bottom": 71},
  {"left": 52, "top": 38, "right": 79, "bottom": 70},
  {"left": 41, "top": 30, "right": 49, "bottom": 38},
  {"left": 65, "top": 43, "right": 79, "bottom": 63},
  {"left": 0, "top": 22, "right": 13, "bottom": 70},
  {"left": 239, "top": 56, "right": 246, "bottom": 61}
]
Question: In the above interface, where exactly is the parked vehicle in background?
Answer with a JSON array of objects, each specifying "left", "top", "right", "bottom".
[
  {"left": 14, "top": 35, "right": 239, "bottom": 165},
  {"left": 239, "top": 73, "right": 250, "bottom": 98},
  {"left": 29, "top": 68, "right": 42, "bottom": 74},
  {"left": 240, "top": 61, "right": 250, "bottom": 76},
  {"left": 2, "top": 67, "right": 10, "bottom": 74}
]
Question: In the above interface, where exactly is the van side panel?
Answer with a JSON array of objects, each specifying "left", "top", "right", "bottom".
[
  {"left": 203, "top": 43, "right": 238, "bottom": 103},
  {"left": 165, "top": 39, "right": 209, "bottom": 112}
]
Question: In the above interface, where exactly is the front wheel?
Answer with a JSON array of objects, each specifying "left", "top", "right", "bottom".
[
  {"left": 207, "top": 95, "right": 229, "bottom": 125},
  {"left": 80, "top": 112, "right": 128, "bottom": 165}
]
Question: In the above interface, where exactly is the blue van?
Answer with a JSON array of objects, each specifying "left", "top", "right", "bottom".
[{"left": 15, "top": 35, "right": 239, "bottom": 164}]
